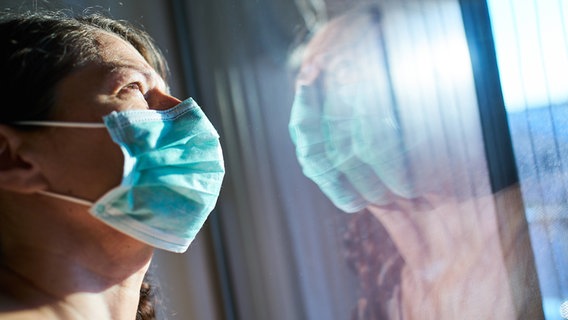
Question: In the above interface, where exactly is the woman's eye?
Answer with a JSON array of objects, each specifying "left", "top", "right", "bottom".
[
  {"left": 123, "top": 82, "right": 144, "bottom": 93},
  {"left": 117, "top": 82, "right": 147, "bottom": 99}
]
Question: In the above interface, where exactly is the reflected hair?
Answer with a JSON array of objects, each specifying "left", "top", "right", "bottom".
[
  {"left": 343, "top": 210, "right": 403, "bottom": 320},
  {"left": 295, "top": 4, "right": 383, "bottom": 86}
]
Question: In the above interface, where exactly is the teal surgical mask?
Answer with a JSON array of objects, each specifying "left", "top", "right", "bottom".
[
  {"left": 19, "top": 98, "right": 225, "bottom": 253},
  {"left": 289, "top": 84, "right": 417, "bottom": 213}
]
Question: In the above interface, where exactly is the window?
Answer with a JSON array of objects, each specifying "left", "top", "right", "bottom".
[
  {"left": 173, "top": 0, "right": 552, "bottom": 318},
  {"left": 488, "top": 0, "right": 568, "bottom": 318}
]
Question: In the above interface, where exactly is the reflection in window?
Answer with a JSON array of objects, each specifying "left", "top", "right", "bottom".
[
  {"left": 488, "top": 0, "right": 568, "bottom": 319},
  {"left": 289, "top": 0, "right": 539, "bottom": 318},
  {"left": 176, "top": 0, "right": 547, "bottom": 318}
]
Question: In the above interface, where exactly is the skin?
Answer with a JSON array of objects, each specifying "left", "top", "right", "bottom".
[
  {"left": 0, "top": 32, "right": 181, "bottom": 319},
  {"left": 367, "top": 192, "right": 518, "bottom": 319}
]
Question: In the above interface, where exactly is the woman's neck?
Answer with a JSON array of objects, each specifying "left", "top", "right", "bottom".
[
  {"left": 0, "top": 250, "right": 152, "bottom": 320},
  {"left": 0, "top": 193, "right": 154, "bottom": 319}
]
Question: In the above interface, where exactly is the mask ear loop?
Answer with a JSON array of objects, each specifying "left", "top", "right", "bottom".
[
  {"left": 14, "top": 121, "right": 106, "bottom": 128},
  {"left": 11, "top": 121, "right": 106, "bottom": 206},
  {"left": 37, "top": 190, "right": 94, "bottom": 207}
]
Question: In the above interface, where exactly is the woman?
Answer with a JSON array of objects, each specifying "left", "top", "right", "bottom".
[
  {"left": 0, "top": 11, "right": 224, "bottom": 319},
  {"left": 289, "top": 5, "right": 542, "bottom": 319}
]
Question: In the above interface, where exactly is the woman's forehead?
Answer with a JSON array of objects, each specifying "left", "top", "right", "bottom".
[
  {"left": 92, "top": 32, "right": 165, "bottom": 89},
  {"left": 94, "top": 32, "right": 150, "bottom": 69}
]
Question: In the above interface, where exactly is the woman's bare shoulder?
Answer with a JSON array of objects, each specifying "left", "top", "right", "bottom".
[{"left": 0, "top": 309, "right": 53, "bottom": 320}]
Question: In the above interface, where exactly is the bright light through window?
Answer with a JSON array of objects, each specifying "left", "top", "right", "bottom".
[
  {"left": 488, "top": 0, "right": 568, "bottom": 112},
  {"left": 487, "top": 0, "right": 568, "bottom": 319}
]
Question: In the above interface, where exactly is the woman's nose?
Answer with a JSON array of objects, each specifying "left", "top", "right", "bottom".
[{"left": 147, "top": 89, "right": 182, "bottom": 110}]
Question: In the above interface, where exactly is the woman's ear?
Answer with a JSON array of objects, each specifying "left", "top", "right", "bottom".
[{"left": 0, "top": 125, "right": 48, "bottom": 193}]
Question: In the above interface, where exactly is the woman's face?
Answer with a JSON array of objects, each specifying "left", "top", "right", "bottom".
[{"left": 33, "top": 32, "right": 181, "bottom": 202}]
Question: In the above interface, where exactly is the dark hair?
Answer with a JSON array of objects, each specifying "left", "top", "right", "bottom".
[
  {"left": 138, "top": 272, "right": 160, "bottom": 320},
  {"left": 343, "top": 210, "right": 404, "bottom": 319},
  {"left": 0, "top": 10, "right": 168, "bottom": 319},
  {"left": 0, "top": 10, "right": 168, "bottom": 123}
]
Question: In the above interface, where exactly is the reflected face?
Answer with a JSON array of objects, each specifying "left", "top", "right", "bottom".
[
  {"left": 290, "top": 17, "right": 421, "bottom": 212},
  {"left": 291, "top": 7, "right": 491, "bottom": 213},
  {"left": 35, "top": 32, "right": 181, "bottom": 202}
]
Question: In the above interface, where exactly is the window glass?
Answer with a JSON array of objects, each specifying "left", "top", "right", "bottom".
[
  {"left": 488, "top": 0, "right": 568, "bottom": 318},
  {"left": 181, "top": 0, "right": 543, "bottom": 318}
]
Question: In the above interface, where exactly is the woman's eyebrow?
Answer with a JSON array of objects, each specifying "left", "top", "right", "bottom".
[
  {"left": 107, "top": 63, "right": 154, "bottom": 80},
  {"left": 106, "top": 63, "right": 168, "bottom": 91}
]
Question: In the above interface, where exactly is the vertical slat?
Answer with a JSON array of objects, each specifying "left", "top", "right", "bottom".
[{"left": 458, "top": 0, "right": 518, "bottom": 192}]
